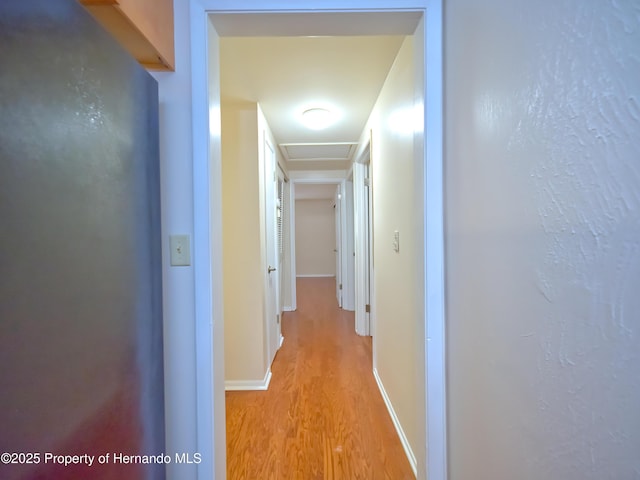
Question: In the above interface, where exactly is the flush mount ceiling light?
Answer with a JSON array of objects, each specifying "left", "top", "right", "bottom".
[{"left": 301, "top": 108, "right": 334, "bottom": 130}]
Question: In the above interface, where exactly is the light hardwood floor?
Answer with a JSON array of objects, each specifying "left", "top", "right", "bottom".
[{"left": 226, "top": 276, "right": 415, "bottom": 480}]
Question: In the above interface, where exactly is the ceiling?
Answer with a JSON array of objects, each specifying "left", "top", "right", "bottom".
[
  {"left": 211, "top": 12, "right": 422, "bottom": 37},
  {"left": 220, "top": 33, "right": 407, "bottom": 171}
]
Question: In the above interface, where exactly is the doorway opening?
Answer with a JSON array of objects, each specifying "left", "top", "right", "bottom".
[
  {"left": 353, "top": 141, "right": 373, "bottom": 337},
  {"left": 190, "top": 4, "right": 445, "bottom": 480},
  {"left": 291, "top": 179, "right": 355, "bottom": 313}
]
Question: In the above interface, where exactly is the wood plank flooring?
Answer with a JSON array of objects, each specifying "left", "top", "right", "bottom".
[{"left": 225, "top": 277, "right": 415, "bottom": 480}]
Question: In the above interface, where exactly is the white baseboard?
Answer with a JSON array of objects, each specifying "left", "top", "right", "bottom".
[
  {"left": 296, "top": 274, "right": 335, "bottom": 278},
  {"left": 225, "top": 368, "right": 272, "bottom": 391},
  {"left": 373, "top": 368, "right": 417, "bottom": 476},
  {"left": 279, "top": 335, "right": 284, "bottom": 348},
  {"left": 283, "top": 306, "right": 295, "bottom": 312}
]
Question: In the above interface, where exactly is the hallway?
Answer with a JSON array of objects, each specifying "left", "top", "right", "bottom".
[{"left": 225, "top": 277, "right": 414, "bottom": 479}]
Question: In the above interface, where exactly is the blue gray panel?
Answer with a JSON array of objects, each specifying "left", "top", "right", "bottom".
[{"left": 0, "top": 1, "right": 164, "bottom": 478}]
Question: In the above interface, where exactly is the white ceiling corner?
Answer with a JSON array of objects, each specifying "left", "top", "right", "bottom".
[{"left": 211, "top": 12, "right": 422, "bottom": 37}]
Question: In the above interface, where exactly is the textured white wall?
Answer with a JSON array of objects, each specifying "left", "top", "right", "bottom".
[{"left": 445, "top": 1, "right": 640, "bottom": 479}]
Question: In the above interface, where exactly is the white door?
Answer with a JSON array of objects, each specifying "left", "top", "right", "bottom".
[
  {"left": 344, "top": 179, "right": 356, "bottom": 311},
  {"left": 335, "top": 184, "right": 342, "bottom": 307},
  {"left": 364, "top": 163, "right": 372, "bottom": 336},
  {"left": 276, "top": 171, "right": 286, "bottom": 315},
  {"left": 354, "top": 157, "right": 372, "bottom": 336},
  {"left": 264, "top": 138, "right": 280, "bottom": 364}
]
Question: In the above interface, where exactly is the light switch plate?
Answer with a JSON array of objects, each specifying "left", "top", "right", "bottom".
[{"left": 170, "top": 234, "right": 191, "bottom": 266}]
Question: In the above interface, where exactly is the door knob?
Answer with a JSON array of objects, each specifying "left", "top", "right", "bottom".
[{"left": 268, "top": 266, "right": 276, "bottom": 273}]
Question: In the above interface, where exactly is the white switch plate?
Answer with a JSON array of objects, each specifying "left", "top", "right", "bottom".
[
  {"left": 393, "top": 230, "right": 400, "bottom": 253},
  {"left": 170, "top": 234, "right": 191, "bottom": 266}
]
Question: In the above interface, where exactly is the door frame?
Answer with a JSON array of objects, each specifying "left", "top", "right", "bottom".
[
  {"left": 189, "top": 2, "right": 445, "bottom": 479},
  {"left": 290, "top": 175, "right": 350, "bottom": 310}
]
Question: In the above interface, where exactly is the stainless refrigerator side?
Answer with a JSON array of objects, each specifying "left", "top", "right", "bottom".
[{"left": 0, "top": 1, "right": 165, "bottom": 479}]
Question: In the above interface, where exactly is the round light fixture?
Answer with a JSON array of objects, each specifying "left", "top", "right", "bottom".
[{"left": 301, "top": 108, "right": 334, "bottom": 130}]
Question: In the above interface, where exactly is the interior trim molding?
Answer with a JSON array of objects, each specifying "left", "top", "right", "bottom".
[
  {"left": 373, "top": 368, "right": 417, "bottom": 476},
  {"left": 190, "top": 3, "right": 446, "bottom": 479},
  {"left": 225, "top": 369, "right": 272, "bottom": 391}
]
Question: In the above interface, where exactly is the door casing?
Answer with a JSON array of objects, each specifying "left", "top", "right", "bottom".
[
  {"left": 189, "top": 2, "right": 445, "bottom": 480},
  {"left": 289, "top": 176, "right": 351, "bottom": 310}
]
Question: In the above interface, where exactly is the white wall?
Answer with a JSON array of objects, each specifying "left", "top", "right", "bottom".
[
  {"left": 357, "top": 35, "right": 424, "bottom": 472},
  {"left": 445, "top": 1, "right": 640, "bottom": 479},
  {"left": 149, "top": 1, "right": 197, "bottom": 478},
  {"left": 221, "top": 100, "right": 267, "bottom": 383},
  {"left": 295, "top": 198, "right": 337, "bottom": 277}
]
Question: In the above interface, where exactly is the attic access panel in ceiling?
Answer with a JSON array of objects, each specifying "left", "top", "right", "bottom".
[{"left": 279, "top": 142, "right": 357, "bottom": 162}]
